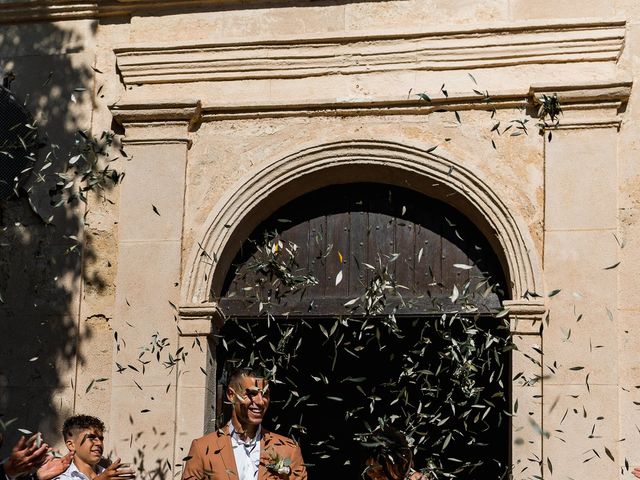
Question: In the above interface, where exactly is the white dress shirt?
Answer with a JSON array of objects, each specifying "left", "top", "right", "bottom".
[
  {"left": 54, "top": 461, "right": 105, "bottom": 480},
  {"left": 228, "top": 422, "right": 262, "bottom": 480}
]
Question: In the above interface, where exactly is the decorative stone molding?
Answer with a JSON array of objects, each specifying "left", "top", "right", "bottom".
[
  {"left": 530, "top": 82, "right": 632, "bottom": 104},
  {"left": 114, "top": 19, "right": 625, "bottom": 86},
  {"left": 181, "top": 140, "right": 544, "bottom": 307},
  {"left": 177, "top": 303, "right": 220, "bottom": 336},
  {"left": 503, "top": 299, "right": 547, "bottom": 334},
  {"left": 111, "top": 100, "right": 202, "bottom": 127},
  {"left": 197, "top": 93, "right": 528, "bottom": 121},
  {"left": 110, "top": 100, "right": 201, "bottom": 147},
  {"left": 192, "top": 81, "right": 631, "bottom": 121},
  {"left": 530, "top": 81, "right": 632, "bottom": 129},
  {"left": 110, "top": 80, "right": 631, "bottom": 124}
]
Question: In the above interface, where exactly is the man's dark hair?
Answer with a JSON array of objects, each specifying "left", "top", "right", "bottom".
[
  {"left": 362, "top": 427, "right": 413, "bottom": 480},
  {"left": 225, "top": 366, "right": 267, "bottom": 389},
  {"left": 62, "top": 415, "right": 105, "bottom": 440}
]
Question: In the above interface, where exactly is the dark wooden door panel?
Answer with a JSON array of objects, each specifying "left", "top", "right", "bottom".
[{"left": 219, "top": 183, "right": 506, "bottom": 316}]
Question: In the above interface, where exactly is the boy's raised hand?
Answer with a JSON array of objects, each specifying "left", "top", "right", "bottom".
[
  {"left": 36, "top": 452, "right": 74, "bottom": 480},
  {"left": 95, "top": 458, "right": 135, "bottom": 480}
]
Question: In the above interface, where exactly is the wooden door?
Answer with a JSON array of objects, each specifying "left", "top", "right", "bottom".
[
  {"left": 218, "top": 183, "right": 506, "bottom": 316},
  {"left": 215, "top": 183, "right": 510, "bottom": 478}
]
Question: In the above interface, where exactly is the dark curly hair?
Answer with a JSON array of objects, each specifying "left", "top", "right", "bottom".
[
  {"left": 362, "top": 427, "right": 413, "bottom": 480},
  {"left": 62, "top": 415, "right": 105, "bottom": 440}
]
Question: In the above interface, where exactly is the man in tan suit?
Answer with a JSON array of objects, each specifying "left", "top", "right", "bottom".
[{"left": 181, "top": 368, "right": 307, "bottom": 480}]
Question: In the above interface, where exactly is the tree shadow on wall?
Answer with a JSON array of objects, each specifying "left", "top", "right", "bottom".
[{"left": 0, "top": 18, "right": 106, "bottom": 451}]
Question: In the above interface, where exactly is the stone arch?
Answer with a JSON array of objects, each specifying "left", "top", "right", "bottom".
[{"left": 182, "top": 139, "right": 542, "bottom": 306}]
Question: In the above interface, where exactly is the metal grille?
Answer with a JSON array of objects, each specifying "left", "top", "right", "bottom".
[{"left": 0, "top": 86, "right": 37, "bottom": 200}]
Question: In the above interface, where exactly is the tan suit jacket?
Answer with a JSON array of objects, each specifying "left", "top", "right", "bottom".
[{"left": 181, "top": 425, "right": 307, "bottom": 480}]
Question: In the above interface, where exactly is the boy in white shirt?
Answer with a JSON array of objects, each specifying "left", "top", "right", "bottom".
[{"left": 55, "top": 416, "right": 134, "bottom": 480}]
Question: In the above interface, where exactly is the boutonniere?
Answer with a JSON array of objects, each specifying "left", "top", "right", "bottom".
[{"left": 266, "top": 452, "right": 291, "bottom": 476}]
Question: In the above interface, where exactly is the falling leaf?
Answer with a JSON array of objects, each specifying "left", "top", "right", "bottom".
[
  {"left": 152, "top": 205, "right": 160, "bottom": 216},
  {"left": 450, "top": 285, "right": 459, "bottom": 303},
  {"left": 585, "top": 373, "right": 590, "bottom": 393},
  {"left": 604, "top": 446, "right": 615, "bottom": 462},
  {"left": 41, "top": 71, "right": 53, "bottom": 87},
  {"left": 453, "top": 263, "right": 473, "bottom": 270},
  {"left": 604, "top": 261, "right": 620, "bottom": 270},
  {"left": 85, "top": 379, "right": 95, "bottom": 393},
  {"left": 613, "top": 233, "right": 625, "bottom": 249},
  {"left": 344, "top": 297, "right": 359, "bottom": 307},
  {"left": 335, "top": 271, "right": 343, "bottom": 286},
  {"left": 606, "top": 308, "right": 613, "bottom": 321}
]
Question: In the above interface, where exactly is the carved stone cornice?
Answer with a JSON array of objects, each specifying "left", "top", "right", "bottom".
[
  {"left": 109, "top": 81, "right": 630, "bottom": 123},
  {"left": 530, "top": 81, "right": 632, "bottom": 129},
  {"left": 177, "top": 302, "right": 221, "bottom": 336},
  {"left": 114, "top": 20, "right": 625, "bottom": 86},
  {"left": 110, "top": 99, "right": 202, "bottom": 145},
  {"left": 530, "top": 82, "right": 632, "bottom": 104},
  {"left": 110, "top": 99, "right": 202, "bottom": 125},
  {"left": 503, "top": 299, "right": 547, "bottom": 334}
]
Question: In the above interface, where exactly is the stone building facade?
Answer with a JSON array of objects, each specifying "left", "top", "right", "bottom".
[{"left": 1, "top": 1, "right": 639, "bottom": 479}]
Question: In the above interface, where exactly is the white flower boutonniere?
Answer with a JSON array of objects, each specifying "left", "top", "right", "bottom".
[{"left": 266, "top": 453, "right": 292, "bottom": 476}]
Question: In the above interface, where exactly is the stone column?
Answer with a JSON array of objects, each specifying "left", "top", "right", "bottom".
[
  {"left": 504, "top": 299, "right": 546, "bottom": 480},
  {"left": 534, "top": 83, "right": 630, "bottom": 479},
  {"left": 107, "top": 102, "right": 200, "bottom": 475},
  {"left": 174, "top": 303, "right": 221, "bottom": 466}
]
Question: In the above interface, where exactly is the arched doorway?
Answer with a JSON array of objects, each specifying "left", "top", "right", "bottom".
[{"left": 215, "top": 183, "right": 510, "bottom": 478}]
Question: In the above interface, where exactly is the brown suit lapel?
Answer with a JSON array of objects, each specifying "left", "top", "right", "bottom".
[
  {"left": 259, "top": 429, "right": 273, "bottom": 480},
  {"left": 216, "top": 425, "right": 239, "bottom": 479}
]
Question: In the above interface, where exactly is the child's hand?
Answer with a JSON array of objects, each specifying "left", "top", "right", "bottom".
[
  {"left": 36, "top": 451, "right": 74, "bottom": 480},
  {"left": 96, "top": 458, "right": 136, "bottom": 480}
]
